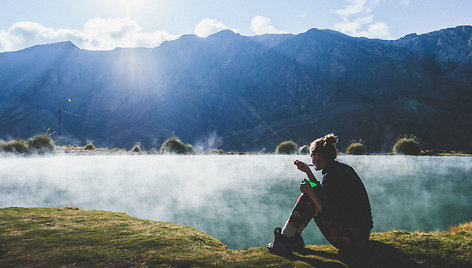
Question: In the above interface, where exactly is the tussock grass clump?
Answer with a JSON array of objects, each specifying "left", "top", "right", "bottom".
[
  {"left": 0, "top": 134, "right": 55, "bottom": 155},
  {"left": 160, "top": 137, "right": 195, "bottom": 154},
  {"left": 393, "top": 135, "right": 422, "bottom": 155},
  {"left": 27, "top": 134, "right": 55, "bottom": 154},
  {"left": 275, "top": 140, "right": 298, "bottom": 154},
  {"left": 83, "top": 143, "right": 96, "bottom": 150},
  {"left": 346, "top": 142, "right": 367, "bottom": 155},
  {"left": 1, "top": 139, "right": 29, "bottom": 153},
  {"left": 211, "top": 149, "right": 225, "bottom": 154},
  {"left": 130, "top": 144, "right": 142, "bottom": 153}
]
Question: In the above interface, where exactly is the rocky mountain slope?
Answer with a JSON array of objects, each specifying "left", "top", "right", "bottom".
[{"left": 0, "top": 26, "right": 471, "bottom": 152}]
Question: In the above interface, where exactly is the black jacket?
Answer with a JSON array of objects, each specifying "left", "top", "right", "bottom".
[{"left": 320, "top": 161, "right": 373, "bottom": 231}]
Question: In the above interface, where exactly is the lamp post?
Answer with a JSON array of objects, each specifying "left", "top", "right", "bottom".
[{"left": 58, "top": 98, "right": 71, "bottom": 146}]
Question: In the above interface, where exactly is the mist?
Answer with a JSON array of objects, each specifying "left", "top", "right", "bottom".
[{"left": 0, "top": 154, "right": 471, "bottom": 249}]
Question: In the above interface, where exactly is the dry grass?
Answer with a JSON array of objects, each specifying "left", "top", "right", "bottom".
[
  {"left": 1, "top": 207, "right": 471, "bottom": 267},
  {"left": 450, "top": 222, "right": 472, "bottom": 232}
]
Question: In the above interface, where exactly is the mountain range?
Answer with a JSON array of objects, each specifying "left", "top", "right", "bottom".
[{"left": 0, "top": 26, "right": 471, "bottom": 152}]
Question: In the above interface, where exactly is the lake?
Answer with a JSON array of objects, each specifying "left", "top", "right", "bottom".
[{"left": 0, "top": 154, "right": 471, "bottom": 249}]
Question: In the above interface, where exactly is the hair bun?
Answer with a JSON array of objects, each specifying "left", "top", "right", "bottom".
[
  {"left": 324, "top": 134, "right": 338, "bottom": 145},
  {"left": 309, "top": 133, "right": 338, "bottom": 161}
]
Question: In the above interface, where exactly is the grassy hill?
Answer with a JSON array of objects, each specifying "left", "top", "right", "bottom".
[{"left": 1, "top": 207, "right": 471, "bottom": 267}]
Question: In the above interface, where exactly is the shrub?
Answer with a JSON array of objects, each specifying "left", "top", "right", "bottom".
[
  {"left": 130, "top": 144, "right": 142, "bottom": 153},
  {"left": 1, "top": 139, "right": 29, "bottom": 154},
  {"left": 346, "top": 142, "right": 366, "bottom": 155},
  {"left": 27, "top": 134, "right": 55, "bottom": 154},
  {"left": 393, "top": 136, "right": 422, "bottom": 155},
  {"left": 275, "top": 140, "right": 298, "bottom": 154},
  {"left": 84, "top": 143, "right": 96, "bottom": 150},
  {"left": 211, "top": 149, "right": 225, "bottom": 155},
  {"left": 160, "top": 137, "right": 195, "bottom": 154}
]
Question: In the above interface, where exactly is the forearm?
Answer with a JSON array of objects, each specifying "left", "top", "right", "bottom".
[{"left": 306, "top": 170, "right": 318, "bottom": 183}]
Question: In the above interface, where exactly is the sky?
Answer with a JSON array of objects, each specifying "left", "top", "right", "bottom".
[{"left": 0, "top": 0, "right": 471, "bottom": 52}]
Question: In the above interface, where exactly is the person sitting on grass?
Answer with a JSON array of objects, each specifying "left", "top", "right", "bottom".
[{"left": 268, "top": 133, "right": 373, "bottom": 254}]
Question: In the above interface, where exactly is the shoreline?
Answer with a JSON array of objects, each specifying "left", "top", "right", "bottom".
[{"left": 1, "top": 207, "right": 471, "bottom": 267}]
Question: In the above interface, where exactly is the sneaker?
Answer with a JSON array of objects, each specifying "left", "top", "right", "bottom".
[
  {"left": 291, "top": 233, "right": 305, "bottom": 251},
  {"left": 267, "top": 227, "right": 305, "bottom": 254}
]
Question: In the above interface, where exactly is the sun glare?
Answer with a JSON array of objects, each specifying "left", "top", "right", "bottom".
[{"left": 117, "top": 0, "right": 156, "bottom": 16}]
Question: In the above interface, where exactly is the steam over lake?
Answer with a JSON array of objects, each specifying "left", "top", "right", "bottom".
[{"left": 1, "top": 154, "right": 471, "bottom": 249}]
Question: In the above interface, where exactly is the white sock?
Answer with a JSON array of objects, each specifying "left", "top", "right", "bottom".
[{"left": 281, "top": 221, "right": 297, "bottom": 238}]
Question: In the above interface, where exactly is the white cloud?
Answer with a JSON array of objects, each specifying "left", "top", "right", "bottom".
[
  {"left": 0, "top": 21, "right": 86, "bottom": 52},
  {"left": 334, "top": 0, "right": 370, "bottom": 16},
  {"left": 334, "top": 0, "right": 383, "bottom": 16},
  {"left": 366, "top": 22, "right": 390, "bottom": 38},
  {"left": 194, "top": 19, "right": 238, "bottom": 37},
  {"left": 335, "top": 16, "right": 373, "bottom": 35},
  {"left": 81, "top": 17, "right": 178, "bottom": 50},
  {"left": 335, "top": 16, "right": 390, "bottom": 39},
  {"left": 333, "top": 0, "right": 391, "bottom": 39},
  {"left": 250, "top": 16, "right": 286, "bottom": 35},
  {"left": 0, "top": 18, "right": 178, "bottom": 52}
]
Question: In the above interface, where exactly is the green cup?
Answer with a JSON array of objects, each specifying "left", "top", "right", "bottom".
[{"left": 300, "top": 179, "right": 317, "bottom": 187}]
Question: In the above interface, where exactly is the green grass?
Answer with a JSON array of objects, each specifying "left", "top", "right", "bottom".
[
  {"left": 1, "top": 207, "right": 471, "bottom": 267},
  {"left": 0, "top": 139, "right": 29, "bottom": 154},
  {"left": 275, "top": 140, "right": 298, "bottom": 155},
  {"left": 130, "top": 144, "right": 142, "bottom": 153},
  {"left": 27, "top": 134, "right": 55, "bottom": 154},
  {"left": 393, "top": 136, "right": 422, "bottom": 155},
  {"left": 160, "top": 137, "right": 195, "bottom": 154},
  {"left": 346, "top": 142, "right": 366, "bottom": 155},
  {"left": 83, "top": 143, "right": 96, "bottom": 150}
]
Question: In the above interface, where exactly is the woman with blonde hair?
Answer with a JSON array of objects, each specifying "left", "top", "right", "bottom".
[{"left": 268, "top": 133, "right": 373, "bottom": 254}]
